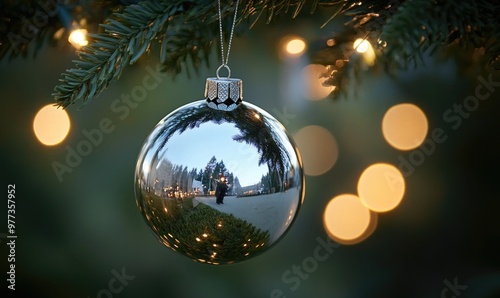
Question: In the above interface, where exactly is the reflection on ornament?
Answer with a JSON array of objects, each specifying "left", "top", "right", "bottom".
[{"left": 135, "top": 78, "right": 304, "bottom": 265}]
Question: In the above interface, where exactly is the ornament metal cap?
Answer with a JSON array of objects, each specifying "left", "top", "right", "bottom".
[{"left": 205, "top": 76, "right": 243, "bottom": 111}]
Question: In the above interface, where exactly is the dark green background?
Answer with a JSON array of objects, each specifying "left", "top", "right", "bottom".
[{"left": 1, "top": 17, "right": 499, "bottom": 298}]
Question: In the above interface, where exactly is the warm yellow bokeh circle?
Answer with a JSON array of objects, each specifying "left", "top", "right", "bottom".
[
  {"left": 300, "top": 64, "right": 335, "bottom": 101},
  {"left": 357, "top": 163, "right": 405, "bottom": 212},
  {"left": 285, "top": 38, "right": 306, "bottom": 55},
  {"left": 323, "top": 194, "right": 371, "bottom": 241},
  {"left": 33, "top": 104, "right": 71, "bottom": 146},
  {"left": 293, "top": 125, "right": 338, "bottom": 176},
  {"left": 68, "top": 29, "right": 89, "bottom": 49},
  {"left": 279, "top": 35, "right": 307, "bottom": 59},
  {"left": 382, "top": 103, "right": 428, "bottom": 151}
]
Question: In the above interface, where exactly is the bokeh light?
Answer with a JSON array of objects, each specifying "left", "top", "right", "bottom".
[
  {"left": 33, "top": 104, "right": 71, "bottom": 146},
  {"left": 329, "top": 211, "right": 379, "bottom": 245},
  {"left": 323, "top": 194, "right": 372, "bottom": 242},
  {"left": 68, "top": 29, "right": 89, "bottom": 49},
  {"left": 300, "top": 64, "right": 335, "bottom": 101},
  {"left": 354, "top": 38, "right": 376, "bottom": 65},
  {"left": 382, "top": 103, "right": 428, "bottom": 150},
  {"left": 357, "top": 163, "right": 405, "bottom": 212},
  {"left": 326, "top": 209, "right": 379, "bottom": 245},
  {"left": 353, "top": 38, "right": 370, "bottom": 53},
  {"left": 293, "top": 125, "right": 338, "bottom": 176},
  {"left": 286, "top": 38, "right": 306, "bottom": 55},
  {"left": 280, "top": 36, "right": 307, "bottom": 58}
]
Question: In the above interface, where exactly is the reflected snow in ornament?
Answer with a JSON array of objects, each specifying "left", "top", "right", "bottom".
[{"left": 135, "top": 100, "right": 304, "bottom": 265}]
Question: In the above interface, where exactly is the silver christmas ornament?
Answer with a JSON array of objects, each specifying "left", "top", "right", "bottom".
[{"left": 134, "top": 77, "right": 305, "bottom": 265}]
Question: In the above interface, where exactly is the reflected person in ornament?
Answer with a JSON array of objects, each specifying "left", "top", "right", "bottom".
[{"left": 215, "top": 175, "right": 228, "bottom": 205}]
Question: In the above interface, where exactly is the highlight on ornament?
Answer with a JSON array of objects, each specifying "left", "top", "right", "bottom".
[
  {"left": 33, "top": 104, "right": 71, "bottom": 146},
  {"left": 323, "top": 194, "right": 377, "bottom": 245},
  {"left": 382, "top": 103, "right": 428, "bottom": 151},
  {"left": 293, "top": 125, "right": 338, "bottom": 176},
  {"left": 357, "top": 163, "right": 405, "bottom": 213},
  {"left": 135, "top": 100, "right": 304, "bottom": 265},
  {"left": 68, "top": 28, "right": 89, "bottom": 49}
]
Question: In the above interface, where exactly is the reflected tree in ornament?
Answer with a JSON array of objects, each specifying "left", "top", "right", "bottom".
[{"left": 149, "top": 101, "right": 296, "bottom": 191}]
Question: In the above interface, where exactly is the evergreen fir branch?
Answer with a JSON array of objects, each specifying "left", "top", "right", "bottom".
[
  {"left": 0, "top": 0, "right": 128, "bottom": 61},
  {"left": 53, "top": 1, "right": 186, "bottom": 108},
  {"left": 309, "top": 0, "right": 500, "bottom": 100},
  {"left": 158, "top": 18, "right": 217, "bottom": 76},
  {"left": 53, "top": 0, "right": 309, "bottom": 108},
  {"left": 238, "top": 0, "right": 307, "bottom": 27},
  {"left": 379, "top": 0, "right": 500, "bottom": 70},
  {"left": 48, "top": 0, "right": 500, "bottom": 107},
  {"left": 0, "top": 1, "right": 61, "bottom": 60},
  {"left": 157, "top": 0, "right": 224, "bottom": 75}
]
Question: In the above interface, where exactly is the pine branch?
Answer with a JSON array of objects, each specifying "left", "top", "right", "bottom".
[
  {"left": 53, "top": 1, "right": 187, "bottom": 108},
  {"left": 159, "top": 18, "right": 217, "bottom": 75},
  {"left": 0, "top": 0, "right": 128, "bottom": 61},
  {"left": 50, "top": 0, "right": 500, "bottom": 107},
  {"left": 53, "top": 0, "right": 308, "bottom": 108},
  {"left": 379, "top": 0, "right": 500, "bottom": 70},
  {"left": 0, "top": 1, "right": 60, "bottom": 60},
  {"left": 310, "top": 0, "right": 500, "bottom": 100}
]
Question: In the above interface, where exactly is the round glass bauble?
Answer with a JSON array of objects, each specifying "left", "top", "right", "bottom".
[{"left": 134, "top": 100, "right": 304, "bottom": 265}]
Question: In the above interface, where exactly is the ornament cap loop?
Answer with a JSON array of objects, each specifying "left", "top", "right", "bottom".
[
  {"left": 205, "top": 77, "right": 243, "bottom": 111},
  {"left": 216, "top": 64, "right": 231, "bottom": 79}
]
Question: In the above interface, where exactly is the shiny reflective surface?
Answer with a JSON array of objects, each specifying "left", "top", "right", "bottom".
[{"left": 135, "top": 100, "right": 304, "bottom": 265}]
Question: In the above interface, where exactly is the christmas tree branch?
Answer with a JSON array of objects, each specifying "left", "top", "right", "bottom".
[
  {"left": 53, "top": 1, "right": 187, "bottom": 108},
  {"left": 310, "top": 0, "right": 500, "bottom": 98},
  {"left": 49, "top": 0, "right": 500, "bottom": 108},
  {"left": 379, "top": 0, "right": 500, "bottom": 69},
  {"left": 0, "top": 0, "right": 131, "bottom": 60},
  {"left": 52, "top": 0, "right": 308, "bottom": 108}
]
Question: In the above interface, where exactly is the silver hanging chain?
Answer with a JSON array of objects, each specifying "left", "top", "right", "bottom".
[{"left": 217, "top": 0, "right": 240, "bottom": 79}]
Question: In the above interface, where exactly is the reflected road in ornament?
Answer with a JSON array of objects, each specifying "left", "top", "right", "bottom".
[{"left": 135, "top": 100, "right": 304, "bottom": 265}]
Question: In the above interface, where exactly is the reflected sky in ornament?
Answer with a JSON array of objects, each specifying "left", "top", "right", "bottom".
[{"left": 162, "top": 122, "right": 267, "bottom": 186}]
